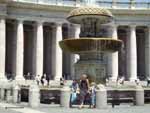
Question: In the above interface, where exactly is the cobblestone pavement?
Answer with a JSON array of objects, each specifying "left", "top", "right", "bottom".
[
  {"left": 0, "top": 107, "right": 20, "bottom": 113},
  {"left": 0, "top": 102, "right": 150, "bottom": 113}
]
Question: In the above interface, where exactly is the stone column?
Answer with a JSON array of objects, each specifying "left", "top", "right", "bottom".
[
  {"left": 15, "top": 20, "right": 24, "bottom": 80},
  {"left": 127, "top": 25, "right": 137, "bottom": 81},
  {"left": 0, "top": 86, "right": 5, "bottom": 100},
  {"left": 112, "top": 0, "right": 117, "bottom": 8},
  {"left": 52, "top": 23, "right": 62, "bottom": 80},
  {"left": 33, "top": 21, "right": 44, "bottom": 77},
  {"left": 108, "top": 24, "right": 118, "bottom": 81},
  {"left": 145, "top": 26, "right": 150, "bottom": 79},
  {"left": 96, "top": 85, "right": 107, "bottom": 109},
  {"left": 6, "top": 89, "right": 12, "bottom": 102},
  {"left": 13, "top": 85, "right": 20, "bottom": 103},
  {"left": 60, "top": 86, "right": 71, "bottom": 108},
  {"left": 29, "top": 84, "right": 40, "bottom": 107},
  {"left": 70, "top": 24, "right": 80, "bottom": 79},
  {"left": 135, "top": 85, "right": 144, "bottom": 106},
  {"left": 0, "top": 18, "right": 6, "bottom": 81}
]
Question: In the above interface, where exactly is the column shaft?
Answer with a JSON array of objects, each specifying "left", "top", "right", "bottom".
[
  {"left": 127, "top": 25, "right": 137, "bottom": 81},
  {"left": 145, "top": 27, "right": 150, "bottom": 79},
  {"left": 0, "top": 18, "right": 6, "bottom": 80},
  {"left": 108, "top": 24, "right": 118, "bottom": 81},
  {"left": 52, "top": 23, "right": 62, "bottom": 80},
  {"left": 33, "top": 22, "right": 44, "bottom": 77},
  {"left": 15, "top": 20, "right": 24, "bottom": 80}
]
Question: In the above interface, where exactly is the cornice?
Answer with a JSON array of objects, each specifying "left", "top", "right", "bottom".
[
  {"left": 4, "top": 1, "right": 150, "bottom": 15},
  {"left": 7, "top": 1, "right": 74, "bottom": 13}
]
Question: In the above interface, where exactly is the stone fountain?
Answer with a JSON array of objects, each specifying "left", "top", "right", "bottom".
[{"left": 59, "top": 7, "right": 123, "bottom": 83}]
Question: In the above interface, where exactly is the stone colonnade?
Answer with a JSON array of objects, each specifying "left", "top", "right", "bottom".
[
  {"left": 0, "top": 18, "right": 80, "bottom": 81},
  {"left": 108, "top": 24, "right": 150, "bottom": 81},
  {"left": 0, "top": 17, "right": 150, "bottom": 81}
]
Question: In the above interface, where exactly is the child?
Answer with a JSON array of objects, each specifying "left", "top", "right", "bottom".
[
  {"left": 70, "top": 80, "right": 79, "bottom": 104},
  {"left": 90, "top": 82, "right": 96, "bottom": 108}
]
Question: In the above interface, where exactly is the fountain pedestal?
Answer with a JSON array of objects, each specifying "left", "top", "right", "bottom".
[{"left": 74, "top": 53, "right": 107, "bottom": 83}]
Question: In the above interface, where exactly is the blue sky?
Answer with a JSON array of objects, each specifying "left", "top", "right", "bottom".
[
  {"left": 123, "top": 0, "right": 149, "bottom": 2},
  {"left": 104, "top": 0, "right": 150, "bottom": 2}
]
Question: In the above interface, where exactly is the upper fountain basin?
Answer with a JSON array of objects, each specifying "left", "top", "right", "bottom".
[
  {"left": 67, "top": 7, "right": 113, "bottom": 24},
  {"left": 59, "top": 38, "right": 123, "bottom": 54}
]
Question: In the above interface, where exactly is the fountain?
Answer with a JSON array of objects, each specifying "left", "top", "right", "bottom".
[{"left": 59, "top": 7, "right": 123, "bottom": 83}]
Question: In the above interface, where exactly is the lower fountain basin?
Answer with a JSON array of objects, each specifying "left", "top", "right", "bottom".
[{"left": 59, "top": 38, "right": 123, "bottom": 54}]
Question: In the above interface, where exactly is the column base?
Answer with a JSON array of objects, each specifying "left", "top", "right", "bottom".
[
  {"left": 0, "top": 77, "right": 7, "bottom": 82},
  {"left": 15, "top": 76, "right": 25, "bottom": 81},
  {"left": 129, "top": 77, "right": 137, "bottom": 82},
  {"left": 54, "top": 77, "right": 61, "bottom": 81},
  {"left": 109, "top": 77, "right": 117, "bottom": 82}
]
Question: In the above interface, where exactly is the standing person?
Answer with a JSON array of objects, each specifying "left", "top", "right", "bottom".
[
  {"left": 27, "top": 72, "right": 31, "bottom": 80},
  {"left": 79, "top": 74, "right": 90, "bottom": 109},
  {"left": 46, "top": 75, "right": 50, "bottom": 86},
  {"left": 35, "top": 75, "right": 40, "bottom": 85},
  {"left": 90, "top": 82, "right": 96, "bottom": 108},
  {"left": 70, "top": 79, "right": 79, "bottom": 104},
  {"left": 41, "top": 75, "right": 45, "bottom": 86},
  {"left": 60, "top": 77, "right": 64, "bottom": 86}
]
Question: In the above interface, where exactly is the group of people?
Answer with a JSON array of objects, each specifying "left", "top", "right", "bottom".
[
  {"left": 70, "top": 74, "right": 97, "bottom": 109},
  {"left": 35, "top": 74, "right": 50, "bottom": 86}
]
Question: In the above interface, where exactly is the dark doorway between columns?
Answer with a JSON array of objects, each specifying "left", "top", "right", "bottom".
[
  {"left": 62, "top": 23, "right": 72, "bottom": 80},
  {"left": 23, "top": 22, "right": 34, "bottom": 79},
  {"left": 136, "top": 27, "right": 146, "bottom": 80},
  {"left": 43, "top": 24, "right": 53, "bottom": 80},
  {"left": 5, "top": 20, "right": 16, "bottom": 80}
]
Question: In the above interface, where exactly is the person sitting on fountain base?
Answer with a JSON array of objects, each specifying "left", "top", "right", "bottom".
[{"left": 79, "top": 74, "right": 90, "bottom": 109}]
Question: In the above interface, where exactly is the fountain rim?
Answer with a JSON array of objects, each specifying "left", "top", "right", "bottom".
[
  {"left": 60, "top": 37, "right": 122, "bottom": 41},
  {"left": 59, "top": 37, "right": 123, "bottom": 54}
]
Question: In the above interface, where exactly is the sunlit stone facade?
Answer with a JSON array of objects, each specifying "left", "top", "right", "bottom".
[{"left": 0, "top": 0, "right": 150, "bottom": 82}]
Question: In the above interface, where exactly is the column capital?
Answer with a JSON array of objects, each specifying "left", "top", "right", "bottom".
[
  {"left": 33, "top": 21, "right": 44, "bottom": 28},
  {"left": 36, "top": 21, "right": 44, "bottom": 25},
  {"left": 72, "top": 24, "right": 80, "bottom": 28},
  {"left": 110, "top": 23, "right": 119, "bottom": 28},
  {"left": 0, "top": 16, "right": 6, "bottom": 20},
  {"left": 0, "top": 18, "right": 5, "bottom": 24},
  {"left": 15, "top": 18, "right": 25, "bottom": 22},
  {"left": 129, "top": 24, "right": 137, "bottom": 29},
  {"left": 147, "top": 25, "right": 150, "bottom": 29},
  {"left": 55, "top": 22, "right": 63, "bottom": 27}
]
